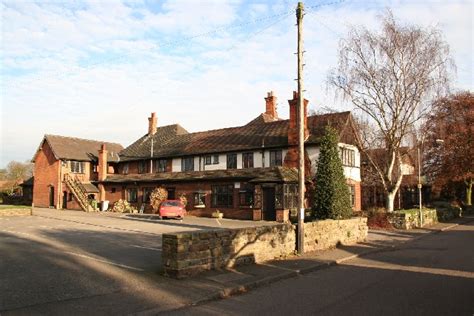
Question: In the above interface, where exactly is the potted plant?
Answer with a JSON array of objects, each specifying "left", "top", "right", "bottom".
[{"left": 212, "top": 210, "right": 224, "bottom": 219}]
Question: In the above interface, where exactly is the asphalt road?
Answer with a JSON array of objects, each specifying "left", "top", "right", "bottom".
[
  {"left": 171, "top": 221, "right": 474, "bottom": 316},
  {"left": 0, "top": 208, "right": 271, "bottom": 314}
]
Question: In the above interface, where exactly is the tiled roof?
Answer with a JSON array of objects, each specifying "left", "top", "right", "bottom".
[
  {"left": 102, "top": 167, "right": 300, "bottom": 184},
  {"left": 35, "top": 135, "right": 124, "bottom": 162},
  {"left": 119, "top": 111, "right": 356, "bottom": 160},
  {"left": 81, "top": 182, "right": 99, "bottom": 193},
  {"left": 119, "top": 124, "right": 189, "bottom": 161}
]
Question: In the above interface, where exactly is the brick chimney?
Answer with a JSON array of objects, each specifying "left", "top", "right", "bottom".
[
  {"left": 98, "top": 144, "right": 107, "bottom": 182},
  {"left": 287, "top": 91, "right": 309, "bottom": 145},
  {"left": 264, "top": 91, "right": 278, "bottom": 119},
  {"left": 148, "top": 112, "right": 157, "bottom": 136}
]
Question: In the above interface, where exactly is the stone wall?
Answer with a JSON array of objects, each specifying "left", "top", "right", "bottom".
[
  {"left": 162, "top": 217, "right": 369, "bottom": 279},
  {"left": 303, "top": 217, "right": 368, "bottom": 252},
  {"left": 387, "top": 209, "right": 438, "bottom": 229},
  {"left": 162, "top": 224, "right": 295, "bottom": 278},
  {"left": 0, "top": 208, "right": 32, "bottom": 216}
]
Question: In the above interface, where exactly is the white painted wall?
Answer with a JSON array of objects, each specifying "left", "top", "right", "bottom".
[
  {"left": 401, "top": 163, "right": 415, "bottom": 175},
  {"left": 254, "top": 150, "right": 263, "bottom": 168},
  {"left": 307, "top": 146, "right": 320, "bottom": 174},
  {"left": 308, "top": 144, "right": 361, "bottom": 181},
  {"left": 172, "top": 158, "right": 181, "bottom": 172},
  {"left": 338, "top": 143, "right": 361, "bottom": 182},
  {"left": 194, "top": 156, "right": 200, "bottom": 171},
  {"left": 203, "top": 154, "right": 226, "bottom": 171}
]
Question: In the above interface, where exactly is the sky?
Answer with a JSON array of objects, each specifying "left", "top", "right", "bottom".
[{"left": 1, "top": 0, "right": 472, "bottom": 168}]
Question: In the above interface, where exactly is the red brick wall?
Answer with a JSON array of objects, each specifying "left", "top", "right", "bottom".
[
  {"left": 347, "top": 179, "right": 362, "bottom": 212},
  {"left": 103, "top": 182, "right": 254, "bottom": 220},
  {"left": 33, "top": 141, "right": 60, "bottom": 208}
]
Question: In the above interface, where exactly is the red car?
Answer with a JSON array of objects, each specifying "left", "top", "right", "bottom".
[{"left": 159, "top": 200, "right": 186, "bottom": 219}]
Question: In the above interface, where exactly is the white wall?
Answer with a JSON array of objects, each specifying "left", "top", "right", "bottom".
[
  {"left": 307, "top": 146, "right": 320, "bottom": 174},
  {"left": 172, "top": 158, "right": 181, "bottom": 172},
  {"left": 308, "top": 144, "right": 361, "bottom": 182},
  {"left": 339, "top": 143, "right": 361, "bottom": 182},
  {"left": 203, "top": 154, "right": 227, "bottom": 170}
]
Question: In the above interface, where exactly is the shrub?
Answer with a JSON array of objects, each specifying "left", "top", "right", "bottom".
[
  {"left": 111, "top": 199, "right": 137, "bottom": 213},
  {"left": 366, "top": 208, "right": 394, "bottom": 230},
  {"left": 313, "top": 126, "right": 352, "bottom": 220},
  {"left": 150, "top": 187, "right": 168, "bottom": 213}
]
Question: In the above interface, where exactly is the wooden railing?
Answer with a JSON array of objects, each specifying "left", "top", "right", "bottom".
[{"left": 64, "top": 174, "right": 91, "bottom": 212}]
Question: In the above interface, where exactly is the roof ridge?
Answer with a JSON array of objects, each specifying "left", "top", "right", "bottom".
[{"left": 45, "top": 134, "right": 123, "bottom": 147}]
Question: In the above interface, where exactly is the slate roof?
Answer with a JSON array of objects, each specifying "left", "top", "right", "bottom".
[
  {"left": 119, "top": 111, "right": 357, "bottom": 161},
  {"left": 33, "top": 135, "right": 124, "bottom": 162},
  {"left": 103, "top": 167, "right": 300, "bottom": 184}
]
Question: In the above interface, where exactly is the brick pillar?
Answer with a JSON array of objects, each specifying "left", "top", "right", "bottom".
[{"left": 276, "top": 209, "right": 289, "bottom": 223}]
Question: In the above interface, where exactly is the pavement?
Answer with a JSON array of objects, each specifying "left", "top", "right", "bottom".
[
  {"left": 143, "top": 216, "right": 474, "bottom": 315},
  {"left": 1, "top": 209, "right": 473, "bottom": 315}
]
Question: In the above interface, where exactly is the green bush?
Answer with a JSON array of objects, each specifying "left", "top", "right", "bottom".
[{"left": 313, "top": 126, "right": 352, "bottom": 220}]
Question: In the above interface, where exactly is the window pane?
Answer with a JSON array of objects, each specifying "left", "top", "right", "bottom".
[
  {"left": 127, "top": 188, "right": 138, "bottom": 203},
  {"left": 227, "top": 154, "right": 237, "bottom": 169},
  {"left": 270, "top": 150, "right": 282, "bottom": 167},
  {"left": 182, "top": 157, "right": 194, "bottom": 171},
  {"left": 211, "top": 185, "right": 233, "bottom": 208},
  {"left": 243, "top": 152, "right": 254, "bottom": 168}
]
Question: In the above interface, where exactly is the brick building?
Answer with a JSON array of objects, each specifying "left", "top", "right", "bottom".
[
  {"left": 32, "top": 91, "right": 362, "bottom": 221},
  {"left": 32, "top": 135, "right": 123, "bottom": 210}
]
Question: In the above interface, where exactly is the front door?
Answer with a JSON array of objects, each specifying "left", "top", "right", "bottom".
[
  {"left": 62, "top": 191, "right": 68, "bottom": 209},
  {"left": 167, "top": 188, "right": 175, "bottom": 200},
  {"left": 49, "top": 186, "right": 55, "bottom": 208},
  {"left": 262, "top": 187, "right": 276, "bottom": 221}
]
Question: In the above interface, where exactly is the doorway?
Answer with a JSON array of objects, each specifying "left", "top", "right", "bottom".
[
  {"left": 49, "top": 186, "right": 55, "bottom": 208},
  {"left": 262, "top": 187, "right": 276, "bottom": 221},
  {"left": 62, "top": 191, "right": 68, "bottom": 209},
  {"left": 167, "top": 188, "right": 176, "bottom": 200}
]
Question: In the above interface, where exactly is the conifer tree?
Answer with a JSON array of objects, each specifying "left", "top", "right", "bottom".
[{"left": 313, "top": 126, "right": 352, "bottom": 219}]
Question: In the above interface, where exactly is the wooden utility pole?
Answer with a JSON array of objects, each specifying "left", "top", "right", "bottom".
[{"left": 296, "top": 1, "right": 305, "bottom": 254}]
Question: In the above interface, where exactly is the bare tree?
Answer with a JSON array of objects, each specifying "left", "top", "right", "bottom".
[
  {"left": 329, "top": 11, "right": 453, "bottom": 212},
  {"left": 2, "top": 161, "right": 33, "bottom": 195}
]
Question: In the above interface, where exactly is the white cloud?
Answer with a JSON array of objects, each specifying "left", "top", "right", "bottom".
[{"left": 1, "top": 0, "right": 472, "bottom": 166}]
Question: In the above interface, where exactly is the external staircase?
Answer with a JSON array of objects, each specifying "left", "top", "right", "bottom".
[{"left": 64, "top": 174, "right": 93, "bottom": 212}]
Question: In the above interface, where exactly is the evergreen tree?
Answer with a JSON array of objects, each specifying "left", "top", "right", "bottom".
[{"left": 313, "top": 126, "right": 353, "bottom": 219}]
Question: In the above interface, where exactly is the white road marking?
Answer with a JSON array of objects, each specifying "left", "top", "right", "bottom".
[
  {"left": 130, "top": 245, "right": 161, "bottom": 251},
  {"left": 63, "top": 251, "right": 145, "bottom": 272}
]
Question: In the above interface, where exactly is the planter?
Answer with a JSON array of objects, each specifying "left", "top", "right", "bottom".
[{"left": 212, "top": 211, "right": 224, "bottom": 219}]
